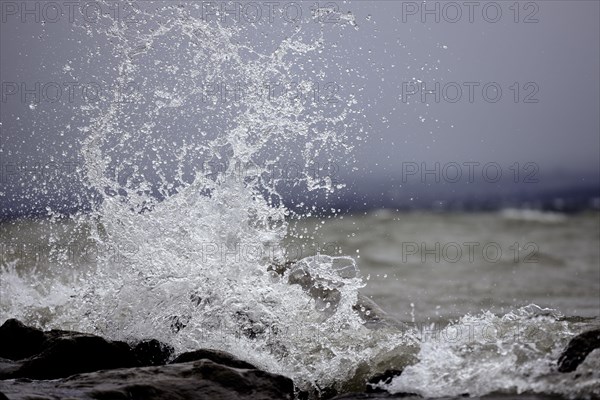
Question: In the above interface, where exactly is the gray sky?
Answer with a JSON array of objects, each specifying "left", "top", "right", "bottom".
[
  {"left": 1, "top": 1, "right": 599, "bottom": 214},
  {"left": 341, "top": 1, "right": 599, "bottom": 179}
]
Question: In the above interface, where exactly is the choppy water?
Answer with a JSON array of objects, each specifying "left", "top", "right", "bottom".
[
  {"left": 2, "top": 211, "right": 599, "bottom": 398},
  {"left": 1, "top": 1, "right": 599, "bottom": 399},
  {"left": 288, "top": 210, "right": 600, "bottom": 322}
]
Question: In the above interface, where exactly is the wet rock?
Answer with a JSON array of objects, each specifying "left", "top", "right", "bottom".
[
  {"left": 287, "top": 261, "right": 343, "bottom": 316},
  {"left": 171, "top": 349, "right": 256, "bottom": 369},
  {"left": 132, "top": 339, "right": 174, "bottom": 366},
  {"left": 557, "top": 329, "right": 600, "bottom": 373},
  {"left": 366, "top": 369, "right": 403, "bottom": 393},
  {"left": 0, "top": 359, "right": 294, "bottom": 400},
  {"left": 1, "top": 318, "right": 139, "bottom": 380},
  {"left": 296, "top": 385, "right": 338, "bottom": 400},
  {"left": 10, "top": 333, "right": 138, "bottom": 380},
  {"left": 0, "top": 319, "right": 182, "bottom": 380},
  {"left": 331, "top": 393, "right": 421, "bottom": 399},
  {"left": 169, "top": 315, "right": 190, "bottom": 333},
  {"left": 0, "top": 320, "right": 293, "bottom": 399},
  {"left": 277, "top": 258, "right": 407, "bottom": 330},
  {"left": 0, "top": 319, "right": 46, "bottom": 361},
  {"left": 0, "top": 358, "right": 18, "bottom": 378}
]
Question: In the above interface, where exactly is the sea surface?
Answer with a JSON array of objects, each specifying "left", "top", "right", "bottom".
[
  {"left": 287, "top": 209, "right": 600, "bottom": 323},
  {"left": 1, "top": 210, "right": 599, "bottom": 399}
]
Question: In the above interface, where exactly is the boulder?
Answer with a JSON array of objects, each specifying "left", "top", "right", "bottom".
[
  {"left": 0, "top": 319, "right": 175, "bottom": 380},
  {"left": 331, "top": 393, "right": 421, "bottom": 399},
  {"left": 557, "top": 329, "right": 600, "bottom": 373},
  {"left": 0, "top": 319, "right": 293, "bottom": 400},
  {"left": 9, "top": 333, "right": 138, "bottom": 380},
  {"left": 171, "top": 349, "right": 256, "bottom": 369},
  {"left": 133, "top": 339, "right": 174, "bottom": 366},
  {"left": 0, "top": 319, "right": 46, "bottom": 360},
  {"left": 366, "top": 369, "right": 403, "bottom": 393},
  {"left": 0, "top": 359, "right": 294, "bottom": 400}
]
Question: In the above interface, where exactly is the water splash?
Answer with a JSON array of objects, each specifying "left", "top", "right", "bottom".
[
  {"left": 379, "top": 305, "right": 600, "bottom": 399},
  {"left": 1, "top": 1, "right": 405, "bottom": 394}
]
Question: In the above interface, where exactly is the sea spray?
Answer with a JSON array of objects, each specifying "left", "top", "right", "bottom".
[
  {"left": 1, "top": 1, "right": 413, "bottom": 394},
  {"left": 381, "top": 306, "right": 600, "bottom": 399}
]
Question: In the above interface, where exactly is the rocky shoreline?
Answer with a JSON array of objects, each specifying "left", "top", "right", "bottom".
[{"left": 0, "top": 319, "right": 598, "bottom": 400}]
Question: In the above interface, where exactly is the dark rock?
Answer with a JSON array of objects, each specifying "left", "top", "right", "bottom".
[
  {"left": 132, "top": 339, "right": 174, "bottom": 366},
  {"left": 296, "top": 385, "right": 338, "bottom": 400},
  {"left": 366, "top": 369, "right": 403, "bottom": 393},
  {"left": 0, "top": 320, "right": 294, "bottom": 399},
  {"left": 12, "top": 334, "right": 138, "bottom": 380},
  {"left": 0, "top": 319, "right": 46, "bottom": 360},
  {"left": 0, "top": 320, "right": 182, "bottom": 380},
  {"left": 319, "top": 386, "right": 339, "bottom": 399},
  {"left": 233, "top": 310, "right": 270, "bottom": 339},
  {"left": 287, "top": 261, "right": 343, "bottom": 316},
  {"left": 557, "top": 329, "right": 600, "bottom": 372},
  {"left": 331, "top": 393, "right": 421, "bottom": 399},
  {"left": 169, "top": 315, "right": 190, "bottom": 333},
  {"left": 284, "top": 259, "right": 407, "bottom": 330},
  {"left": 171, "top": 349, "right": 256, "bottom": 370},
  {"left": 0, "top": 358, "right": 19, "bottom": 379},
  {"left": 0, "top": 359, "right": 294, "bottom": 400}
]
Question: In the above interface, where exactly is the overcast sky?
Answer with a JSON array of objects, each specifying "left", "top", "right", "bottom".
[
  {"left": 1, "top": 1, "right": 599, "bottom": 214},
  {"left": 339, "top": 1, "right": 599, "bottom": 179}
]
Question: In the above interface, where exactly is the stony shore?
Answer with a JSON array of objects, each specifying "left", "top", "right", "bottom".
[{"left": 0, "top": 319, "right": 598, "bottom": 400}]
